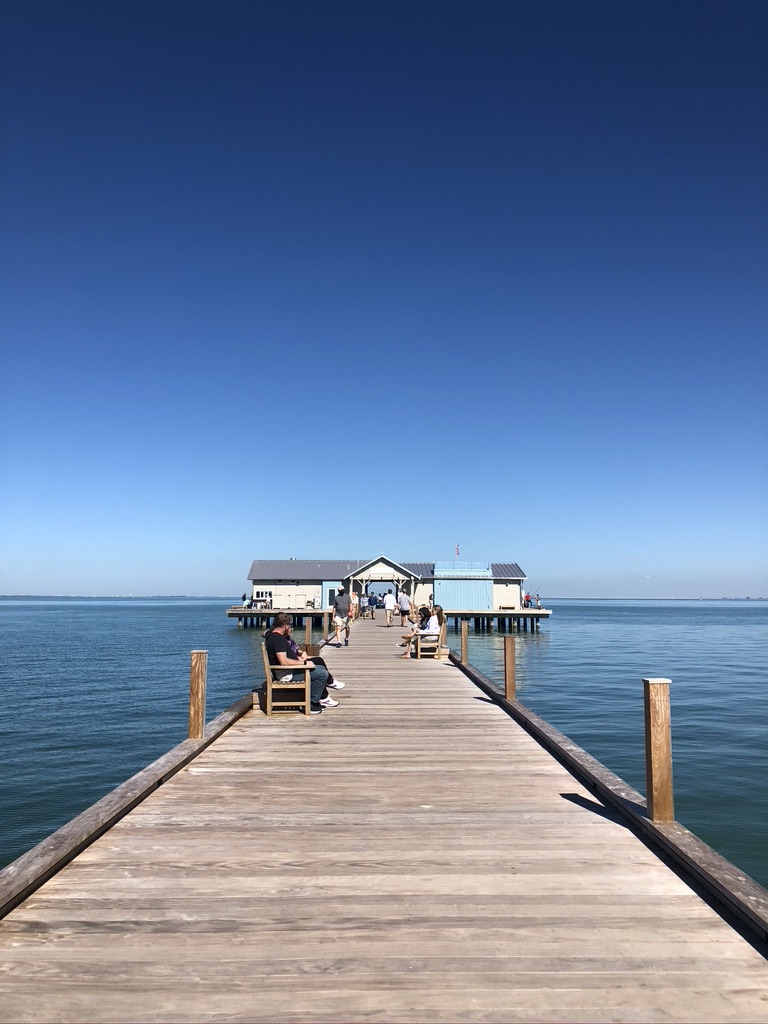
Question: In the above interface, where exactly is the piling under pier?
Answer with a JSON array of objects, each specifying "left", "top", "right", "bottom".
[{"left": 226, "top": 605, "right": 552, "bottom": 633}]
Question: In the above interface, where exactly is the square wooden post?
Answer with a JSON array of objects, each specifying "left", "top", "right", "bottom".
[
  {"left": 460, "top": 619, "right": 469, "bottom": 664},
  {"left": 189, "top": 650, "right": 208, "bottom": 740},
  {"left": 643, "top": 677, "right": 674, "bottom": 822},
  {"left": 504, "top": 636, "right": 516, "bottom": 701}
]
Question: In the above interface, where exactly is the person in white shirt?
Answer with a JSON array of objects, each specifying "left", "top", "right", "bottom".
[
  {"left": 383, "top": 589, "right": 397, "bottom": 627},
  {"left": 400, "top": 605, "right": 444, "bottom": 658},
  {"left": 398, "top": 590, "right": 412, "bottom": 626}
]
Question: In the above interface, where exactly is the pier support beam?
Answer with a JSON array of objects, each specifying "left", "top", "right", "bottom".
[
  {"left": 643, "top": 677, "right": 674, "bottom": 823},
  {"left": 460, "top": 620, "right": 469, "bottom": 665}
]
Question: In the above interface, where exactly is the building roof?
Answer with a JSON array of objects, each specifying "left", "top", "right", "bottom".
[
  {"left": 248, "top": 559, "right": 526, "bottom": 581},
  {"left": 491, "top": 563, "right": 526, "bottom": 579},
  {"left": 400, "top": 562, "right": 435, "bottom": 577},
  {"left": 247, "top": 560, "right": 368, "bottom": 581}
]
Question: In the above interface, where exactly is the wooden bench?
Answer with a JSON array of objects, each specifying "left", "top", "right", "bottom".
[{"left": 259, "top": 644, "right": 312, "bottom": 716}]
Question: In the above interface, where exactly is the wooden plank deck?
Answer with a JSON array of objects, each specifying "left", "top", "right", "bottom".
[{"left": 1, "top": 617, "right": 767, "bottom": 1023}]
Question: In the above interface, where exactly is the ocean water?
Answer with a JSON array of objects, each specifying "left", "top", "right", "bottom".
[{"left": 1, "top": 598, "right": 766, "bottom": 889}]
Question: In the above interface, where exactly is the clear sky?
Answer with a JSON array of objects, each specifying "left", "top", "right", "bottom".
[{"left": 1, "top": 1, "right": 766, "bottom": 598}]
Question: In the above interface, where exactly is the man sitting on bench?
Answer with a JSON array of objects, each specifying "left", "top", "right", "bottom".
[{"left": 266, "top": 613, "right": 339, "bottom": 714}]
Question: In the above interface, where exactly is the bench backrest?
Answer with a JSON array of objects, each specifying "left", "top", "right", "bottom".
[{"left": 261, "top": 642, "right": 274, "bottom": 680}]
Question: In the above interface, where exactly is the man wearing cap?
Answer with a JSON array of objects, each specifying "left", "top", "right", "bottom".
[{"left": 332, "top": 587, "right": 352, "bottom": 647}]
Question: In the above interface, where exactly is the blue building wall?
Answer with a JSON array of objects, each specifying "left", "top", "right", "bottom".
[{"left": 433, "top": 579, "right": 493, "bottom": 609}]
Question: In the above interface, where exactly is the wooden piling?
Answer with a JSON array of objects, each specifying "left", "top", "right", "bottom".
[
  {"left": 504, "top": 636, "right": 516, "bottom": 701},
  {"left": 460, "top": 619, "right": 468, "bottom": 664},
  {"left": 643, "top": 677, "right": 674, "bottom": 823},
  {"left": 188, "top": 650, "right": 208, "bottom": 740}
]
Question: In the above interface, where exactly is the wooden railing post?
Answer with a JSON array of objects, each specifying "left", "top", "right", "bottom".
[
  {"left": 322, "top": 612, "right": 329, "bottom": 640},
  {"left": 189, "top": 650, "right": 208, "bottom": 740},
  {"left": 643, "top": 677, "right": 674, "bottom": 822},
  {"left": 305, "top": 616, "right": 312, "bottom": 647},
  {"left": 504, "top": 636, "right": 516, "bottom": 701},
  {"left": 460, "top": 619, "right": 468, "bottom": 664}
]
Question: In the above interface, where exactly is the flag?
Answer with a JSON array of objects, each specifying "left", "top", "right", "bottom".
[{"left": 455, "top": 542, "right": 460, "bottom": 558}]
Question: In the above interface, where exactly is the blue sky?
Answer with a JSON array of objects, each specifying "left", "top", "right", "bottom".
[{"left": 1, "top": 0, "right": 766, "bottom": 598}]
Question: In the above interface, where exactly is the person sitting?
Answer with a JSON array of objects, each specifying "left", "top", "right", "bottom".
[
  {"left": 264, "top": 618, "right": 346, "bottom": 692},
  {"left": 265, "top": 613, "right": 342, "bottom": 713},
  {"left": 397, "top": 606, "right": 429, "bottom": 648},
  {"left": 399, "top": 605, "right": 444, "bottom": 659}
]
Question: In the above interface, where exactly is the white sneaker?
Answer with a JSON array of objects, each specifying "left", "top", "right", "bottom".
[
  {"left": 319, "top": 696, "right": 340, "bottom": 707},
  {"left": 327, "top": 680, "right": 346, "bottom": 689}
]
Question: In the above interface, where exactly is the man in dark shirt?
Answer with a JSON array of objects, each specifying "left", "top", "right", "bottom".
[
  {"left": 265, "top": 613, "right": 336, "bottom": 713},
  {"left": 332, "top": 587, "right": 352, "bottom": 647}
]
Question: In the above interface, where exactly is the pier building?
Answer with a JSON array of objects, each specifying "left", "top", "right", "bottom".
[
  {"left": 231, "top": 556, "right": 551, "bottom": 632},
  {"left": 246, "top": 555, "right": 528, "bottom": 609}
]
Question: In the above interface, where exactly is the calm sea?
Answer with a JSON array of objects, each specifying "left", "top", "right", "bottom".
[{"left": 1, "top": 598, "right": 766, "bottom": 888}]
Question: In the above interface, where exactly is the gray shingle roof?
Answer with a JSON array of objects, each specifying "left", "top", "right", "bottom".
[
  {"left": 491, "top": 563, "right": 526, "bottom": 579},
  {"left": 248, "top": 559, "right": 525, "bottom": 581},
  {"left": 400, "top": 563, "right": 434, "bottom": 577},
  {"left": 247, "top": 560, "right": 369, "bottom": 581}
]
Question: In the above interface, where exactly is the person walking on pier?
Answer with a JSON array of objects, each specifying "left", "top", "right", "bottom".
[
  {"left": 383, "top": 589, "right": 397, "bottom": 627},
  {"left": 398, "top": 589, "right": 412, "bottom": 626},
  {"left": 332, "top": 587, "right": 352, "bottom": 647},
  {"left": 367, "top": 592, "right": 377, "bottom": 619},
  {"left": 265, "top": 614, "right": 342, "bottom": 713}
]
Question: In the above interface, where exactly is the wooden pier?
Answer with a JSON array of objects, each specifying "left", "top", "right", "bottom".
[{"left": 1, "top": 617, "right": 767, "bottom": 1022}]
